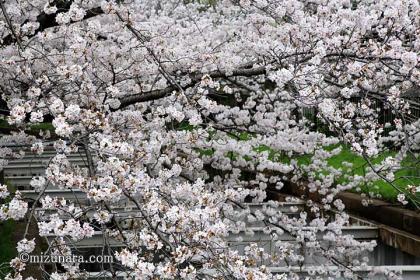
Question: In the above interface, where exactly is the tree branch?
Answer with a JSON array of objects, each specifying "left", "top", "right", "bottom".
[
  {"left": 1, "top": 2, "right": 103, "bottom": 47},
  {"left": 118, "top": 66, "right": 267, "bottom": 109}
]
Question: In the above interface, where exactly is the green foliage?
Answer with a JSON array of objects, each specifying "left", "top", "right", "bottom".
[
  {"left": 321, "top": 145, "right": 420, "bottom": 203},
  {"left": 256, "top": 142, "right": 420, "bottom": 204},
  {"left": 27, "top": 122, "right": 55, "bottom": 134},
  {"left": 0, "top": 220, "right": 16, "bottom": 274},
  {"left": 0, "top": 119, "right": 12, "bottom": 129},
  {"left": 195, "top": 127, "right": 420, "bottom": 205},
  {"left": 0, "top": 119, "right": 55, "bottom": 135}
]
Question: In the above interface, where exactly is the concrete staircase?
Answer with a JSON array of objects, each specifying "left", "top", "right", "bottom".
[{"left": 4, "top": 151, "right": 420, "bottom": 279}]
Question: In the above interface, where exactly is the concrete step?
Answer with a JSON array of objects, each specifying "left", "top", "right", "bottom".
[
  {"left": 270, "top": 265, "right": 420, "bottom": 280},
  {"left": 83, "top": 267, "right": 420, "bottom": 280},
  {"left": 6, "top": 176, "right": 45, "bottom": 188},
  {"left": 4, "top": 162, "right": 88, "bottom": 177},
  {"left": 34, "top": 202, "right": 306, "bottom": 223},
  {"left": 6, "top": 152, "right": 88, "bottom": 162},
  {"left": 44, "top": 225, "right": 378, "bottom": 248},
  {"left": 226, "top": 225, "right": 378, "bottom": 242},
  {"left": 5, "top": 157, "right": 88, "bottom": 165},
  {"left": 21, "top": 189, "right": 88, "bottom": 201},
  {"left": 224, "top": 201, "right": 304, "bottom": 225}
]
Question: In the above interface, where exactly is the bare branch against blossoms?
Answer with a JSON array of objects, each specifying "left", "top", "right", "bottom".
[{"left": 1, "top": 1, "right": 104, "bottom": 47}]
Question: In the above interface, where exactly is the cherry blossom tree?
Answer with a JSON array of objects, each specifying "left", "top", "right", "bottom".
[{"left": 0, "top": 0, "right": 419, "bottom": 279}]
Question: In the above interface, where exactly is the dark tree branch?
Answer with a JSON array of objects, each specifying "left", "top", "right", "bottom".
[
  {"left": 118, "top": 66, "right": 267, "bottom": 109},
  {"left": 1, "top": 2, "right": 104, "bottom": 47}
]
